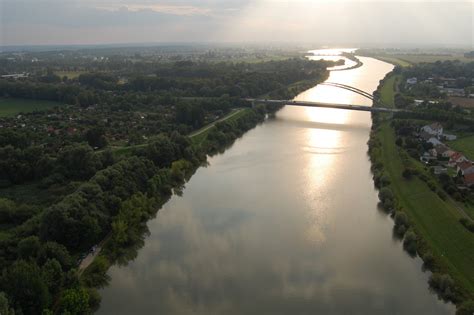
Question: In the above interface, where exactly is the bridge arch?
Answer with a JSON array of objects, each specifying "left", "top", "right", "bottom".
[{"left": 319, "top": 82, "right": 374, "bottom": 101}]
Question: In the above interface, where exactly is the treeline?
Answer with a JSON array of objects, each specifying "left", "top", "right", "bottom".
[
  {"left": 0, "top": 58, "right": 330, "bottom": 105},
  {"left": 124, "top": 58, "right": 329, "bottom": 98},
  {"left": 403, "top": 60, "right": 474, "bottom": 85},
  {"left": 0, "top": 130, "right": 204, "bottom": 314}
]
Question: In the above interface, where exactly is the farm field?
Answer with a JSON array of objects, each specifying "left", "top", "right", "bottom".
[{"left": 0, "top": 97, "right": 60, "bottom": 116}]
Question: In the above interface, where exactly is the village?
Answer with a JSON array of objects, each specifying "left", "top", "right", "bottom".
[{"left": 419, "top": 122, "right": 474, "bottom": 188}]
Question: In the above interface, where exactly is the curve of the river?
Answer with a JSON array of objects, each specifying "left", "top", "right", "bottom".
[{"left": 97, "top": 53, "right": 454, "bottom": 314}]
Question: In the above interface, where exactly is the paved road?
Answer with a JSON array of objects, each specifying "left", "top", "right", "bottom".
[
  {"left": 189, "top": 108, "right": 245, "bottom": 139},
  {"left": 78, "top": 233, "right": 111, "bottom": 274}
]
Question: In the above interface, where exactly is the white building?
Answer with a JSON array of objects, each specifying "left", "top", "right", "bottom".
[
  {"left": 427, "top": 137, "right": 443, "bottom": 146},
  {"left": 421, "top": 123, "right": 443, "bottom": 137},
  {"left": 442, "top": 134, "right": 457, "bottom": 141}
]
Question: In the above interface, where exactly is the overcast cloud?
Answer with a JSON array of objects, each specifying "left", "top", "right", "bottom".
[{"left": 0, "top": 0, "right": 472, "bottom": 47}]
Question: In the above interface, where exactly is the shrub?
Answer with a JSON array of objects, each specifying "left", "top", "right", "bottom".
[
  {"left": 428, "top": 273, "right": 457, "bottom": 302},
  {"left": 459, "top": 218, "right": 474, "bottom": 233},
  {"left": 403, "top": 230, "right": 418, "bottom": 256}
]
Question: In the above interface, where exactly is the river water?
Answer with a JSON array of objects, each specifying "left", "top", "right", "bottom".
[{"left": 98, "top": 53, "right": 454, "bottom": 314}]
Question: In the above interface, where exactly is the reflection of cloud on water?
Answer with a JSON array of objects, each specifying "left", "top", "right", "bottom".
[
  {"left": 302, "top": 145, "right": 349, "bottom": 155},
  {"left": 270, "top": 115, "right": 370, "bottom": 134}
]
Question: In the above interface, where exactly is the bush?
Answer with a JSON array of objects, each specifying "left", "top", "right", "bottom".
[
  {"left": 402, "top": 168, "right": 415, "bottom": 179},
  {"left": 422, "top": 252, "right": 435, "bottom": 270},
  {"left": 403, "top": 230, "right": 418, "bottom": 256},
  {"left": 459, "top": 218, "right": 474, "bottom": 233},
  {"left": 393, "top": 211, "right": 410, "bottom": 237},
  {"left": 428, "top": 273, "right": 457, "bottom": 302},
  {"left": 456, "top": 300, "right": 474, "bottom": 315}
]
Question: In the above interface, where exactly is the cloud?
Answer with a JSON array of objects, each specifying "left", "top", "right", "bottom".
[{"left": 0, "top": 0, "right": 472, "bottom": 46}]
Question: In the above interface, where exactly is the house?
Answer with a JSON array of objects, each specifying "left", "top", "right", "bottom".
[
  {"left": 433, "top": 166, "right": 447, "bottom": 175},
  {"left": 457, "top": 161, "right": 474, "bottom": 175},
  {"left": 420, "top": 152, "right": 436, "bottom": 163},
  {"left": 427, "top": 137, "right": 443, "bottom": 146},
  {"left": 420, "top": 131, "right": 433, "bottom": 141},
  {"left": 429, "top": 148, "right": 438, "bottom": 157},
  {"left": 441, "top": 88, "right": 465, "bottom": 97},
  {"left": 434, "top": 144, "right": 450, "bottom": 156},
  {"left": 0, "top": 73, "right": 29, "bottom": 79},
  {"left": 406, "top": 77, "right": 418, "bottom": 85},
  {"left": 442, "top": 134, "right": 457, "bottom": 141},
  {"left": 449, "top": 152, "right": 467, "bottom": 167},
  {"left": 421, "top": 123, "right": 443, "bottom": 137},
  {"left": 413, "top": 99, "right": 424, "bottom": 106},
  {"left": 441, "top": 149, "right": 456, "bottom": 158},
  {"left": 464, "top": 173, "right": 474, "bottom": 187}
]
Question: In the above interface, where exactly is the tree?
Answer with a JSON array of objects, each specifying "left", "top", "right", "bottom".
[
  {"left": 145, "top": 135, "right": 178, "bottom": 167},
  {"left": 85, "top": 127, "right": 108, "bottom": 149},
  {"left": 42, "top": 259, "right": 64, "bottom": 294},
  {"left": 456, "top": 300, "right": 474, "bottom": 315},
  {"left": 429, "top": 273, "right": 456, "bottom": 302},
  {"left": 58, "top": 288, "right": 90, "bottom": 315},
  {"left": 39, "top": 241, "right": 73, "bottom": 270},
  {"left": 1, "top": 260, "right": 51, "bottom": 314},
  {"left": 0, "top": 292, "right": 15, "bottom": 315},
  {"left": 18, "top": 235, "right": 41, "bottom": 260},
  {"left": 57, "top": 143, "right": 102, "bottom": 180},
  {"left": 403, "top": 231, "right": 418, "bottom": 255}
]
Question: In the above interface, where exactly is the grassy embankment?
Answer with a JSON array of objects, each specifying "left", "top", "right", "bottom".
[
  {"left": 373, "top": 73, "right": 474, "bottom": 301},
  {"left": 0, "top": 97, "right": 59, "bottom": 117}
]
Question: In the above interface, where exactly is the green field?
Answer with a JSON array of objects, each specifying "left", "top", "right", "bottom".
[
  {"left": 375, "top": 74, "right": 474, "bottom": 297},
  {"left": 450, "top": 135, "right": 474, "bottom": 160},
  {"left": 387, "top": 54, "right": 472, "bottom": 64},
  {"left": 0, "top": 98, "right": 60, "bottom": 117},
  {"left": 55, "top": 70, "right": 87, "bottom": 79},
  {"left": 376, "top": 56, "right": 411, "bottom": 67}
]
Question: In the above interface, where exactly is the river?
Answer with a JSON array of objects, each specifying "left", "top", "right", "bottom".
[{"left": 98, "top": 52, "right": 454, "bottom": 314}]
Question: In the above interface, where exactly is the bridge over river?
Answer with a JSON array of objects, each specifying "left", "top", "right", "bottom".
[
  {"left": 246, "top": 99, "right": 401, "bottom": 113},
  {"left": 247, "top": 82, "right": 405, "bottom": 113}
]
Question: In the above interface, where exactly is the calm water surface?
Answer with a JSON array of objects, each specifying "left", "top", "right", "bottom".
[{"left": 98, "top": 54, "right": 454, "bottom": 314}]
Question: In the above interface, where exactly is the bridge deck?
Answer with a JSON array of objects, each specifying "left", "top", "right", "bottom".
[{"left": 246, "top": 99, "right": 401, "bottom": 113}]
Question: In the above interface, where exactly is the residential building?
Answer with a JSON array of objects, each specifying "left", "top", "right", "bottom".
[
  {"left": 442, "top": 134, "right": 457, "bottom": 141},
  {"left": 457, "top": 161, "right": 474, "bottom": 175},
  {"left": 428, "top": 137, "right": 443, "bottom": 146},
  {"left": 464, "top": 173, "right": 474, "bottom": 187},
  {"left": 421, "top": 123, "right": 443, "bottom": 137},
  {"left": 449, "top": 152, "right": 467, "bottom": 167},
  {"left": 441, "top": 149, "right": 456, "bottom": 158}
]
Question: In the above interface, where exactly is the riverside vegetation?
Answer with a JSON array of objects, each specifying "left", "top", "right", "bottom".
[
  {"left": 0, "top": 47, "right": 334, "bottom": 314},
  {"left": 368, "top": 63, "right": 474, "bottom": 314}
]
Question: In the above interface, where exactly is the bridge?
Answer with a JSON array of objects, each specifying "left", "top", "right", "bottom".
[
  {"left": 246, "top": 99, "right": 401, "bottom": 113},
  {"left": 247, "top": 82, "right": 403, "bottom": 113}
]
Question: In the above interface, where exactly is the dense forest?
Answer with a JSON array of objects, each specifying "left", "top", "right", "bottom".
[{"left": 0, "top": 49, "right": 333, "bottom": 314}]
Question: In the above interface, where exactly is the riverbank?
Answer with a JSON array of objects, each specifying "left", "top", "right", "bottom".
[{"left": 369, "top": 72, "right": 474, "bottom": 312}]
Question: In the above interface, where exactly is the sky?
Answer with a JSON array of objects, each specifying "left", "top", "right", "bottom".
[{"left": 0, "top": 0, "right": 473, "bottom": 47}]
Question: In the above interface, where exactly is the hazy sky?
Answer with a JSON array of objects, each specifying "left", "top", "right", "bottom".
[{"left": 1, "top": 0, "right": 473, "bottom": 47}]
